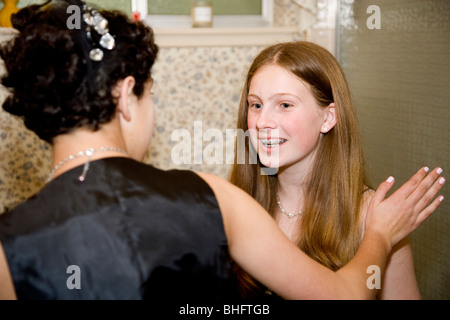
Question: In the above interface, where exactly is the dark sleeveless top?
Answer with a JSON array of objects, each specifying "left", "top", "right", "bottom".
[{"left": 0, "top": 157, "right": 239, "bottom": 301}]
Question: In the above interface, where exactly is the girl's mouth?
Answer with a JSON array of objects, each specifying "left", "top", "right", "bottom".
[{"left": 260, "top": 138, "right": 287, "bottom": 148}]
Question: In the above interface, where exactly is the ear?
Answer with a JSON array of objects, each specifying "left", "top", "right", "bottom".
[
  {"left": 116, "top": 76, "right": 136, "bottom": 122},
  {"left": 321, "top": 102, "right": 337, "bottom": 134}
]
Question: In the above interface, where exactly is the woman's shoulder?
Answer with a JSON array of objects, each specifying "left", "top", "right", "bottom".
[
  {"left": 193, "top": 171, "right": 276, "bottom": 242},
  {"left": 194, "top": 171, "right": 246, "bottom": 208},
  {"left": 194, "top": 171, "right": 256, "bottom": 206}
]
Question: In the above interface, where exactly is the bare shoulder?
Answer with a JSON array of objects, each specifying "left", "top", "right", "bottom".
[
  {"left": 194, "top": 171, "right": 252, "bottom": 203},
  {"left": 194, "top": 171, "right": 262, "bottom": 215},
  {"left": 193, "top": 171, "right": 275, "bottom": 244},
  {"left": 194, "top": 171, "right": 243, "bottom": 211},
  {"left": 195, "top": 171, "right": 229, "bottom": 189}
]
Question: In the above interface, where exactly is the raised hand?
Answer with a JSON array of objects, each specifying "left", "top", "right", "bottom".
[{"left": 366, "top": 167, "right": 445, "bottom": 248}]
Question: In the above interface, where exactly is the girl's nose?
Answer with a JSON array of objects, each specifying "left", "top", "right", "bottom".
[{"left": 256, "top": 108, "right": 277, "bottom": 130}]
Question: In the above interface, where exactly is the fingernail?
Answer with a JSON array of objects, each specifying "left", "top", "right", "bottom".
[
  {"left": 439, "top": 177, "right": 446, "bottom": 185},
  {"left": 386, "top": 176, "right": 394, "bottom": 183},
  {"left": 439, "top": 195, "right": 444, "bottom": 202},
  {"left": 424, "top": 167, "right": 430, "bottom": 172},
  {"left": 437, "top": 168, "right": 443, "bottom": 175}
]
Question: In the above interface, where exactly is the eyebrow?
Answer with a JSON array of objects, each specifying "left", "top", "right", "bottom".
[{"left": 248, "top": 93, "right": 302, "bottom": 102}]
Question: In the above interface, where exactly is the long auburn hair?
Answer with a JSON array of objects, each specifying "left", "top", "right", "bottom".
[{"left": 229, "top": 41, "right": 370, "bottom": 296}]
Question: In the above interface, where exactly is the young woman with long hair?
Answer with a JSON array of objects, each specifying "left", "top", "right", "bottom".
[{"left": 229, "top": 41, "right": 443, "bottom": 299}]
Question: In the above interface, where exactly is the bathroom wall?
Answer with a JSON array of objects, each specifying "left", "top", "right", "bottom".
[{"left": 338, "top": 0, "right": 450, "bottom": 299}]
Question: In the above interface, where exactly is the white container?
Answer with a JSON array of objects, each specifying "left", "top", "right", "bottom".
[{"left": 191, "top": 1, "right": 213, "bottom": 28}]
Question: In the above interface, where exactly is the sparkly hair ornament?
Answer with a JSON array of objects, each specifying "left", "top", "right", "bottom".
[{"left": 82, "top": 4, "right": 115, "bottom": 62}]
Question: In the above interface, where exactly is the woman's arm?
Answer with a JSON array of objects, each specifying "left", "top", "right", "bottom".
[
  {"left": 197, "top": 166, "right": 444, "bottom": 299},
  {"left": 377, "top": 238, "right": 421, "bottom": 299},
  {"left": 0, "top": 243, "right": 17, "bottom": 300},
  {"left": 361, "top": 191, "right": 421, "bottom": 299}
]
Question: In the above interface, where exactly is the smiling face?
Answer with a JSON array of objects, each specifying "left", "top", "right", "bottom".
[{"left": 247, "top": 64, "right": 332, "bottom": 173}]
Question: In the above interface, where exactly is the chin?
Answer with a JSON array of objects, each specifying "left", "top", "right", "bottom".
[
  {"left": 258, "top": 156, "right": 280, "bottom": 169},
  {"left": 257, "top": 160, "right": 279, "bottom": 176}
]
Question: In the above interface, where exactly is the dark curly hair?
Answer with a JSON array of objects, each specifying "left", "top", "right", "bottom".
[{"left": 0, "top": 0, "right": 159, "bottom": 143}]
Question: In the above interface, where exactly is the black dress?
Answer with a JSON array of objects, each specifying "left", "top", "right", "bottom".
[{"left": 0, "top": 157, "right": 239, "bottom": 301}]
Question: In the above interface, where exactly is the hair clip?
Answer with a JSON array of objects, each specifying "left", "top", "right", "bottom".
[{"left": 82, "top": 5, "right": 115, "bottom": 61}]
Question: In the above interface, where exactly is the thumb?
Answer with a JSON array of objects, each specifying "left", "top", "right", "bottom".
[{"left": 370, "top": 176, "right": 395, "bottom": 207}]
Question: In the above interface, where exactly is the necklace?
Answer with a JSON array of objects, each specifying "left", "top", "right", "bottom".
[
  {"left": 48, "top": 146, "right": 128, "bottom": 182},
  {"left": 276, "top": 194, "right": 303, "bottom": 218}
]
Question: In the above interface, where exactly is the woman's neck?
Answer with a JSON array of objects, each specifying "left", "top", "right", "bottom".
[{"left": 50, "top": 128, "right": 129, "bottom": 180}]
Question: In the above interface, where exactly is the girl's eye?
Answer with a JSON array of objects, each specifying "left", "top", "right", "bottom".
[
  {"left": 280, "top": 103, "right": 293, "bottom": 109},
  {"left": 250, "top": 103, "right": 262, "bottom": 109}
]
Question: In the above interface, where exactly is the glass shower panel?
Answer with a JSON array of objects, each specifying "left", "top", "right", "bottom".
[{"left": 337, "top": 0, "right": 450, "bottom": 300}]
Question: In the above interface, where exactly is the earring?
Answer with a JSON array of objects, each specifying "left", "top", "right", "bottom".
[{"left": 322, "top": 126, "right": 328, "bottom": 133}]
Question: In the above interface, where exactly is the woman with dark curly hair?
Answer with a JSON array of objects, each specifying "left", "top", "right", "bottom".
[{"left": 0, "top": 0, "right": 444, "bottom": 301}]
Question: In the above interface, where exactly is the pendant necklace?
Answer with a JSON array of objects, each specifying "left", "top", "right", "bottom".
[{"left": 48, "top": 146, "right": 128, "bottom": 182}]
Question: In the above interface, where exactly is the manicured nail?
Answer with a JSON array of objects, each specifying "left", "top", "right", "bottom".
[
  {"left": 437, "top": 168, "right": 443, "bottom": 175},
  {"left": 424, "top": 167, "right": 430, "bottom": 172},
  {"left": 439, "top": 195, "right": 444, "bottom": 202},
  {"left": 439, "top": 177, "right": 446, "bottom": 185},
  {"left": 386, "top": 176, "right": 394, "bottom": 183}
]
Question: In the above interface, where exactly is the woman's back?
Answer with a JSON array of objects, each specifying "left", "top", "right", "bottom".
[{"left": 0, "top": 157, "right": 239, "bottom": 300}]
